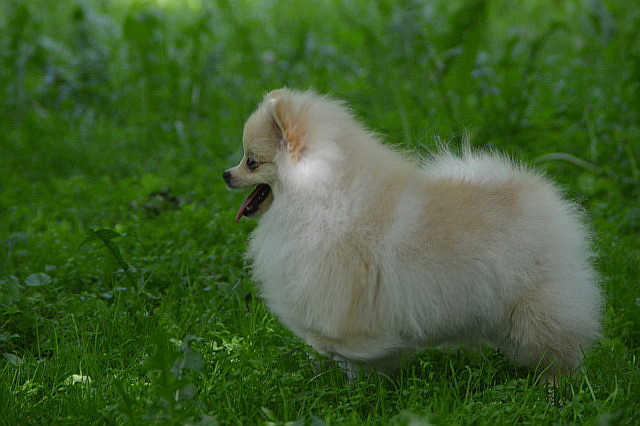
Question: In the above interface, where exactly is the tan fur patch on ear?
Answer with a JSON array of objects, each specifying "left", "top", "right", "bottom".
[
  {"left": 272, "top": 98, "right": 306, "bottom": 162},
  {"left": 266, "top": 88, "right": 284, "bottom": 99}
]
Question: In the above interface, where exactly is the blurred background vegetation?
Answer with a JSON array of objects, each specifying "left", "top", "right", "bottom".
[
  {"left": 2, "top": 0, "right": 639, "bottom": 175},
  {"left": 0, "top": 0, "right": 638, "bottom": 423}
]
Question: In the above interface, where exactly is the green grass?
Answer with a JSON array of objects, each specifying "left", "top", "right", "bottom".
[{"left": 1, "top": 0, "right": 639, "bottom": 423}]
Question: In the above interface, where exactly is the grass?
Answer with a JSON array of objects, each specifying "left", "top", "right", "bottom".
[{"left": 1, "top": 0, "right": 639, "bottom": 423}]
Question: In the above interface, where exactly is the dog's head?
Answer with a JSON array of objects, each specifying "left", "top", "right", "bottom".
[{"left": 223, "top": 88, "right": 313, "bottom": 221}]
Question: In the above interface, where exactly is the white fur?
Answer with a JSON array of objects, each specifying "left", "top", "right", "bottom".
[{"left": 236, "top": 89, "right": 602, "bottom": 377}]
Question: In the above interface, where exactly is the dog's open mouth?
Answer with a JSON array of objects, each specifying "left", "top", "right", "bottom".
[{"left": 236, "top": 184, "right": 272, "bottom": 222}]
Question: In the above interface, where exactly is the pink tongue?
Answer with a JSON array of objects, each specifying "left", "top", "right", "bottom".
[{"left": 235, "top": 185, "right": 266, "bottom": 222}]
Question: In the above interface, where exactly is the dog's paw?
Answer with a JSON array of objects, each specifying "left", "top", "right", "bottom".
[
  {"left": 309, "top": 353, "right": 365, "bottom": 381},
  {"left": 309, "top": 353, "right": 333, "bottom": 375},
  {"left": 331, "top": 355, "right": 367, "bottom": 382}
]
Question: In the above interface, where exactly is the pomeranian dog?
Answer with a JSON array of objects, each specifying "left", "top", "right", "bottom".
[{"left": 223, "top": 88, "right": 602, "bottom": 380}]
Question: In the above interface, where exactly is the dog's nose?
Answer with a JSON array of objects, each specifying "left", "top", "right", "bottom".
[{"left": 222, "top": 171, "right": 232, "bottom": 185}]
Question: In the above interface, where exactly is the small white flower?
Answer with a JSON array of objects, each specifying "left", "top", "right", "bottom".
[{"left": 64, "top": 374, "right": 92, "bottom": 385}]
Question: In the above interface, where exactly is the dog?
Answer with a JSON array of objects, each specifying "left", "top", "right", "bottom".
[{"left": 223, "top": 88, "right": 602, "bottom": 381}]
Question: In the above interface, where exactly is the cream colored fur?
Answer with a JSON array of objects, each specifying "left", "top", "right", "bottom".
[{"left": 224, "top": 88, "right": 602, "bottom": 379}]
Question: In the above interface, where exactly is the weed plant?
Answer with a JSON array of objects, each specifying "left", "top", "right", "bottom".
[{"left": 1, "top": 0, "right": 638, "bottom": 424}]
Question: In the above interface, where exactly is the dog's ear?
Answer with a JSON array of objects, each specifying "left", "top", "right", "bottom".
[
  {"left": 267, "top": 98, "right": 286, "bottom": 141},
  {"left": 266, "top": 93, "right": 305, "bottom": 162}
]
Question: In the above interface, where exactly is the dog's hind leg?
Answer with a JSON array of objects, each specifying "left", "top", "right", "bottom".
[{"left": 498, "top": 279, "right": 599, "bottom": 380}]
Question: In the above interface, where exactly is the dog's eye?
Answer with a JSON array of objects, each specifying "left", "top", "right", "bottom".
[{"left": 246, "top": 157, "right": 259, "bottom": 170}]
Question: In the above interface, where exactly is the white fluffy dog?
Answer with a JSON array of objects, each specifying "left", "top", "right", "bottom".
[{"left": 223, "top": 88, "right": 602, "bottom": 380}]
